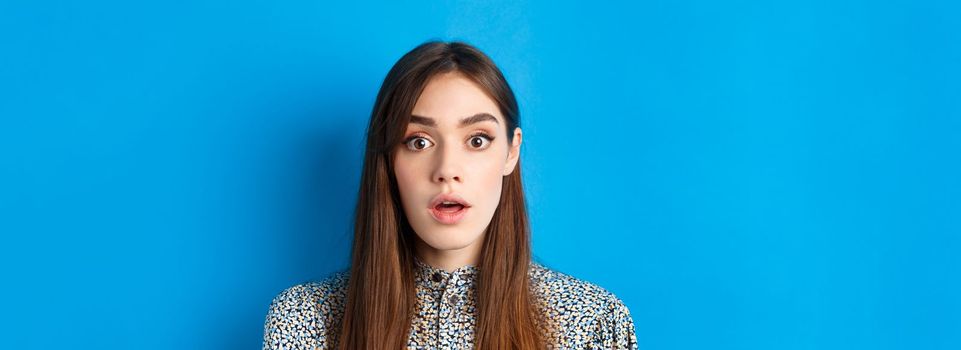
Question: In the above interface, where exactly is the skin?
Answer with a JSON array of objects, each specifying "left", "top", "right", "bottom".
[{"left": 392, "top": 71, "right": 522, "bottom": 272}]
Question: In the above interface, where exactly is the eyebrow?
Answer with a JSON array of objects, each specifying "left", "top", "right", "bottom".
[{"left": 409, "top": 113, "right": 499, "bottom": 128}]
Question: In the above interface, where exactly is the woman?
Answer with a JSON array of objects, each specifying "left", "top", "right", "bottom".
[{"left": 263, "top": 41, "right": 638, "bottom": 349}]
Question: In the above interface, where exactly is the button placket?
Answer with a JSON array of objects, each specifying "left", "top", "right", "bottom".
[
  {"left": 438, "top": 289, "right": 453, "bottom": 318},
  {"left": 438, "top": 273, "right": 466, "bottom": 345},
  {"left": 411, "top": 256, "right": 481, "bottom": 347},
  {"left": 445, "top": 279, "right": 462, "bottom": 309},
  {"left": 437, "top": 288, "right": 451, "bottom": 345}
]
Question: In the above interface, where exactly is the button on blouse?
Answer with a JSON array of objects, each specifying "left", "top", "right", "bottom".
[{"left": 263, "top": 256, "right": 638, "bottom": 349}]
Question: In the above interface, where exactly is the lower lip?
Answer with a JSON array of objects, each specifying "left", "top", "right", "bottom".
[{"left": 428, "top": 205, "right": 469, "bottom": 224}]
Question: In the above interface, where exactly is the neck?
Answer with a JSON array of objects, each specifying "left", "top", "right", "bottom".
[{"left": 413, "top": 236, "right": 482, "bottom": 272}]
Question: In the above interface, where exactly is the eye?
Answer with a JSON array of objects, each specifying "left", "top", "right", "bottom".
[
  {"left": 468, "top": 133, "right": 495, "bottom": 150},
  {"left": 403, "top": 136, "right": 434, "bottom": 151}
]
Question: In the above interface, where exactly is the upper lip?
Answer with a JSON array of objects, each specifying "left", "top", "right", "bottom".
[{"left": 428, "top": 193, "right": 472, "bottom": 209}]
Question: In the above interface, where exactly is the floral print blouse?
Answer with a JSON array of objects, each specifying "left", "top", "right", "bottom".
[{"left": 263, "top": 257, "right": 638, "bottom": 349}]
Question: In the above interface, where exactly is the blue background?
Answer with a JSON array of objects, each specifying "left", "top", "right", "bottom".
[{"left": 1, "top": 1, "right": 959, "bottom": 349}]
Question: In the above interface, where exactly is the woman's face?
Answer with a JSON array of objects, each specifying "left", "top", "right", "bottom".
[{"left": 393, "top": 71, "right": 522, "bottom": 265}]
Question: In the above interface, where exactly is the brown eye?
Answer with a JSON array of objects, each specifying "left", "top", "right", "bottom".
[
  {"left": 468, "top": 134, "right": 493, "bottom": 150},
  {"left": 405, "top": 137, "right": 434, "bottom": 151}
]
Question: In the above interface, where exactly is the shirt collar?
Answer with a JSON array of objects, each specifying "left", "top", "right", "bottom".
[{"left": 413, "top": 255, "right": 479, "bottom": 291}]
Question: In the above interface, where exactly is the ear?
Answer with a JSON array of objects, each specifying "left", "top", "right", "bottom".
[{"left": 503, "top": 127, "right": 522, "bottom": 176}]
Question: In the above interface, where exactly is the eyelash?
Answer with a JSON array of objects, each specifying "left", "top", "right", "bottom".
[{"left": 401, "top": 132, "right": 495, "bottom": 152}]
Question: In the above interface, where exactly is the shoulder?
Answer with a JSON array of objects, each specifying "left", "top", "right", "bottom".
[
  {"left": 262, "top": 270, "right": 350, "bottom": 350},
  {"left": 529, "top": 262, "right": 624, "bottom": 312},
  {"left": 268, "top": 270, "right": 351, "bottom": 310},
  {"left": 529, "top": 262, "right": 638, "bottom": 349}
]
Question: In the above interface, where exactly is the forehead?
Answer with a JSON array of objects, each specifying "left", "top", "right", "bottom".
[{"left": 410, "top": 72, "right": 502, "bottom": 126}]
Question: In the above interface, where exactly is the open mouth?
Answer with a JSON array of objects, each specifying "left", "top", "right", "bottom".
[
  {"left": 434, "top": 202, "right": 466, "bottom": 212},
  {"left": 430, "top": 202, "right": 470, "bottom": 225}
]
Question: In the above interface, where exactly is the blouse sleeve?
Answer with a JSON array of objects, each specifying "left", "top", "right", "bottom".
[
  {"left": 262, "top": 284, "right": 325, "bottom": 350},
  {"left": 595, "top": 293, "right": 639, "bottom": 349}
]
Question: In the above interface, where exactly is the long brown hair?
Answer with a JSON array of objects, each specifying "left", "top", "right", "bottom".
[{"left": 336, "top": 41, "right": 542, "bottom": 349}]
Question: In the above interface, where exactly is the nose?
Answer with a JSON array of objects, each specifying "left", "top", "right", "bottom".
[{"left": 432, "top": 144, "right": 463, "bottom": 184}]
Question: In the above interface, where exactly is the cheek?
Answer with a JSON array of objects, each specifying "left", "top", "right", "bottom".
[
  {"left": 476, "top": 144, "right": 509, "bottom": 177},
  {"left": 468, "top": 152, "right": 507, "bottom": 203},
  {"left": 474, "top": 158, "right": 503, "bottom": 183},
  {"left": 393, "top": 155, "right": 423, "bottom": 203}
]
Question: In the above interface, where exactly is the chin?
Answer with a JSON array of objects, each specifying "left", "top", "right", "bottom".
[
  {"left": 424, "top": 240, "right": 474, "bottom": 251},
  {"left": 416, "top": 227, "right": 484, "bottom": 251}
]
